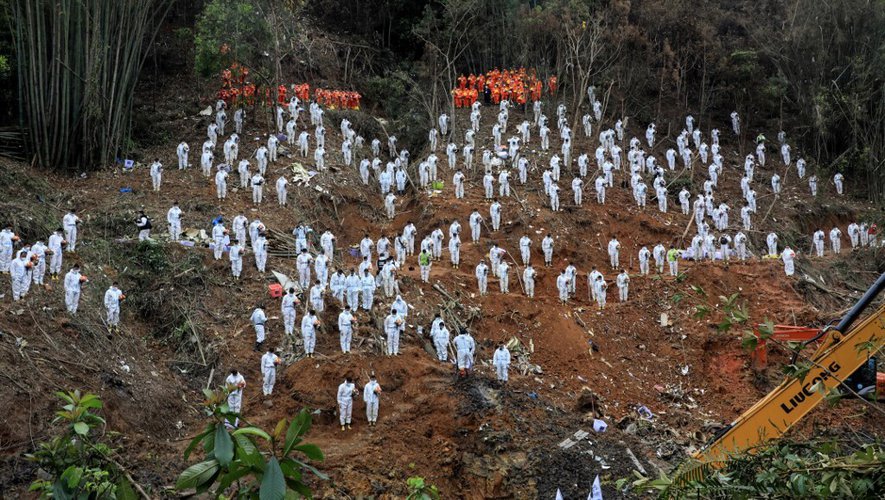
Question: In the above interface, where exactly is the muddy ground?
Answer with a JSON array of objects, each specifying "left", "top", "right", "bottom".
[{"left": 0, "top": 94, "right": 883, "bottom": 498}]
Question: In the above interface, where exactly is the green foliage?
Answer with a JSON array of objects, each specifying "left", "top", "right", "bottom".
[
  {"left": 133, "top": 239, "right": 169, "bottom": 274},
  {"left": 177, "top": 387, "right": 326, "bottom": 498},
  {"left": 720, "top": 293, "right": 739, "bottom": 310},
  {"left": 824, "top": 386, "right": 847, "bottom": 407},
  {"left": 740, "top": 330, "right": 758, "bottom": 351},
  {"left": 727, "top": 50, "right": 761, "bottom": 82},
  {"left": 365, "top": 71, "right": 412, "bottom": 119},
  {"left": 173, "top": 27, "right": 193, "bottom": 44},
  {"left": 761, "top": 76, "right": 789, "bottom": 103},
  {"left": 27, "top": 391, "right": 136, "bottom": 499},
  {"left": 363, "top": 69, "right": 430, "bottom": 149},
  {"left": 855, "top": 338, "right": 879, "bottom": 356},
  {"left": 406, "top": 476, "right": 440, "bottom": 500},
  {"left": 194, "top": 0, "right": 271, "bottom": 77},
  {"left": 667, "top": 177, "right": 693, "bottom": 195},
  {"left": 687, "top": 290, "right": 752, "bottom": 332},
  {"left": 685, "top": 287, "right": 755, "bottom": 336},
  {"left": 12, "top": 0, "right": 172, "bottom": 171},
  {"left": 783, "top": 361, "right": 812, "bottom": 381},
  {"left": 692, "top": 305, "right": 710, "bottom": 320},
  {"left": 110, "top": 243, "right": 210, "bottom": 362},
  {"left": 714, "top": 293, "right": 750, "bottom": 333},
  {"left": 757, "top": 319, "right": 775, "bottom": 340},
  {"left": 716, "top": 316, "right": 734, "bottom": 333},
  {"left": 764, "top": 0, "right": 885, "bottom": 201},
  {"left": 742, "top": 318, "right": 776, "bottom": 352},
  {"left": 623, "top": 440, "right": 885, "bottom": 499}
]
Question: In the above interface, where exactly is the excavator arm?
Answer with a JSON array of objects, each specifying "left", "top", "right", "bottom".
[{"left": 680, "top": 273, "right": 885, "bottom": 479}]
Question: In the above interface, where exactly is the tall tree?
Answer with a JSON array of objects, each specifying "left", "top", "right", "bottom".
[
  {"left": 750, "top": 0, "right": 885, "bottom": 202},
  {"left": 12, "top": 0, "right": 172, "bottom": 172},
  {"left": 413, "top": 0, "right": 480, "bottom": 129},
  {"left": 557, "top": 11, "right": 620, "bottom": 134}
]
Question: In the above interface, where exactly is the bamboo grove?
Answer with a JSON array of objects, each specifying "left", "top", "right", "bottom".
[{"left": 12, "top": 0, "right": 172, "bottom": 172}]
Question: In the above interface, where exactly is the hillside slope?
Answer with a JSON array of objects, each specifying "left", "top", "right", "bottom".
[{"left": 0, "top": 96, "right": 882, "bottom": 498}]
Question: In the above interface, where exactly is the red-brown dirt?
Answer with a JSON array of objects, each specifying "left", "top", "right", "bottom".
[{"left": 0, "top": 98, "right": 882, "bottom": 498}]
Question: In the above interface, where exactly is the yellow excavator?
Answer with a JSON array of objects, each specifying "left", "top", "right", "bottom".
[{"left": 678, "top": 272, "right": 885, "bottom": 481}]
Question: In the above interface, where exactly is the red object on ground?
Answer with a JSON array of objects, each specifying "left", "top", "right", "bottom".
[
  {"left": 268, "top": 283, "right": 283, "bottom": 298},
  {"left": 877, "top": 372, "right": 885, "bottom": 400},
  {"left": 751, "top": 324, "right": 821, "bottom": 370}
]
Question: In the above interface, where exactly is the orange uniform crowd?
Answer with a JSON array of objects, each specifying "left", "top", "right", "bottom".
[
  {"left": 274, "top": 84, "right": 311, "bottom": 105},
  {"left": 314, "top": 88, "right": 362, "bottom": 110},
  {"left": 452, "top": 68, "right": 558, "bottom": 107},
  {"left": 218, "top": 84, "right": 257, "bottom": 107},
  {"left": 218, "top": 63, "right": 258, "bottom": 106},
  {"left": 216, "top": 63, "right": 361, "bottom": 110}
]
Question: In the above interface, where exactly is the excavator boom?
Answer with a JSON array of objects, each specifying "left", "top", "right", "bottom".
[{"left": 690, "top": 273, "right": 885, "bottom": 467}]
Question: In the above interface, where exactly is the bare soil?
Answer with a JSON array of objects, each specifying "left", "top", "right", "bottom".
[{"left": 0, "top": 97, "right": 882, "bottom": 498}]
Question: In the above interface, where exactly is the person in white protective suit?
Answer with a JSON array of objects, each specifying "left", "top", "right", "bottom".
[
  {"left": 493, "top": 344, "right": 511, "bottom": 382},
  {"left": 337, "top": 376, "right": 358, "bottom": 430},
  {"left": 363, "top": 373, "right": 382, "bottom": 426}
]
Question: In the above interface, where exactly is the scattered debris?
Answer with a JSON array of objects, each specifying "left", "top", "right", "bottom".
[
  {"left": 636, "top": 405, "right": 654, "bottom": 420},
  {"left": 625, "top": 447, "right": 646, "bottom": 475},
  {"left": 290, "top": 162, "right": 315, "bottom": 186},
  {"left": 557, "top": 429, "right": 590, "bottom": 449},
  {"left": 271, "top": 270, "right": 302, "bottom": 294}
]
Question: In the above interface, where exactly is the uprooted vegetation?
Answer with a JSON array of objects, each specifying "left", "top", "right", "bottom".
[{"left": 108, "top": 241, "right": 218, "bottom": 372}]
